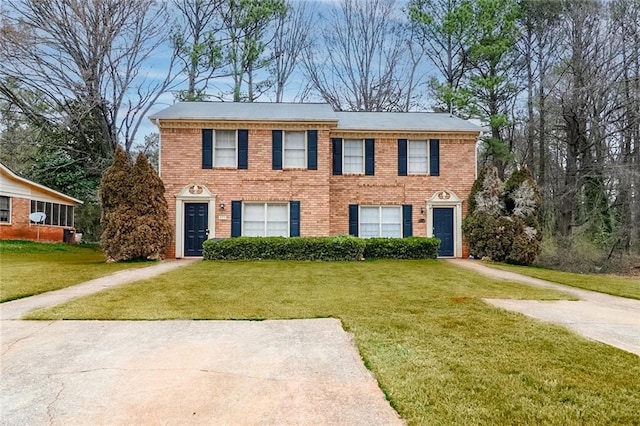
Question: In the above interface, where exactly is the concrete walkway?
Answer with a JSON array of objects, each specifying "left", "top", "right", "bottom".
[
  {"left": 1, "top": 259, "right": 198, "bottom": 320},
  {"left": 447, "top": 259, "right": 640, "bottom": 356}
]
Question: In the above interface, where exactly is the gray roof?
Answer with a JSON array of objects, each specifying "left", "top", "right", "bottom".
[
  {"left": 335, "top": 112, "right": 481, "bottom": 133},
  {"left": 149, "top": 102, "right": 481, "bottom": 133},
  {"left": 149, "top": 102, "right": 337, "bottom": 122}
]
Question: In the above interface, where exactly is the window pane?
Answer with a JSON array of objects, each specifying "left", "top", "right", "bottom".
[
  {"left": 215, "top": 130, "right": 236, "bottom": 167},
  {"left": 67, "top": 206, "right": 74, "bottom": 227},
  {"left": 360, "top": 207, "right": 380, "bottom": 238},
  {"left": 52, "top": 204, "right": 60, "bottom": 226},
  {"left": 408, "top": 140, "right": 428, "bottom": 174},
  {"left": 381, "top": 224, "right": 401, "bottom": 238},
  {"left": 243, "top": 204, "right": 265, "bottom": 236},
  {"left": 59, "top": 205, "right": 66, "bottom": 226},
  {"left": 344, "top": 140, "right": 363, "bottom": 173},
  {"left": 266, "top": 204, "right": 288, "bottom": 237},
  {"left": 44, "top": 202, "right": 52, "bottom": 225},
  {"left": 0, "top": 196, "right": 9, "bottom": 223},
  {"left": 31, "top": 199, "right": 36, "bottom": 213},
  {"left": 284, "top": 131, "right": 306, "bottom": 169},
  {"left": 381, "top": 207, "right": 401, "bottom": 223}
]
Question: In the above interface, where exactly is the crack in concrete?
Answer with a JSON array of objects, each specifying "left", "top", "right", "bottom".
[
  {"left": 1, "top": 321, "right": 54, "bottom": 356},
  {"left": 46, "top": 375, "right": 65, "bottom": 426}
]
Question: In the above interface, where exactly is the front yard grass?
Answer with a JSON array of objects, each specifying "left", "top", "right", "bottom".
[
  {"left": 487, "top": 262, "right": 640, "bottom": 300},
  {"left": 0, "top": 240, "right": 152, "bottom": 302},
  {"left": 27, "top": 260, "right": 640, "bottom": 425}
]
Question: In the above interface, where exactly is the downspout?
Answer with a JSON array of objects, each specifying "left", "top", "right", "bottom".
[{"left": 155, "top": 118, "right": 162, "bottom": 177}]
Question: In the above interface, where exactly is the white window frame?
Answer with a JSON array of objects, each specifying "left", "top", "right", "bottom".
[
  {"left": 358, "top": 205, "right": 402, "bottom": 238},
  {"left": 283, "top": 131, "right": 307, "bottom": 169},
  {"left": 343, "top": 139, "right": 365, "bottom": 174},
  {"left": 407, "top": 140, "right": 430, "bottom": 175},
  {"left": 0, "top": 196, "right": 11, "bottom": 224},
  {"left": 242, "top": 202, "right": 290, "bottom": 237},
  {"left": 213, "top": 129, "right": 238, "bottom": 168}
]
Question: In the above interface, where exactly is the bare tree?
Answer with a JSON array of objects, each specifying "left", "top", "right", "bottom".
[
  {"left": 172, "top": 0, "right": 226, "bottom": 101},
  {"left": 303, "top": 0, "right": 419, "bottom": 111},
  {"left": 270, "top": 0, "right": 313, "bottom": 102},
  {"left": 0, "top": 0, "right": 179, "bottom": 156}
]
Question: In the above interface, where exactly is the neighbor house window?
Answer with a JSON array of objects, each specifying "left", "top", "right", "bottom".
[
  {"left": 408, "top": 140, "right": 429, "bottom": 174},
  {"left": 30, "top": 200, "right": 74, "bottom": 227},
  {"left": 243, "top": 203, "right": 289, "bottom": 237},
  {"left": 343, "top": 139, "right": 364, "bottom": 174},
  {"left": 214, "top": 130, "right": 237, "bottom": 167},
  {"left": 0, "top": 196, "right": 10, "bottom": 223},
  {"left": 359, "top": 206, "right": 402, "bottom": 238},
  {"left": 283, "top": 131, "right": 306, "bottom": 168}
]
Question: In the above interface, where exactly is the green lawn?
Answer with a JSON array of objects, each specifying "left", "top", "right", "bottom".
[
  {"left": 487, "top": 262, "right": 640, "bottom": 300},
  {"left": 28, "top": 260, "right": 640, "bottom": 425},
  {"left": 0, "top": 240, "right": 153, "bottom": 302}
]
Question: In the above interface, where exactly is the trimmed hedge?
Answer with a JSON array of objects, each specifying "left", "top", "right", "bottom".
[
  {"left": 363, "top": 237, "right": 440, "bottom": 259},
  {"left": 202, "top": 236, "right": 440, "bottom": 261}
]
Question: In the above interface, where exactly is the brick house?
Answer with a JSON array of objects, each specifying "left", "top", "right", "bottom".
[
  {"left": 0, "top": 163, "right": 82, "bottom": 242},
  {"left": 149, "top": 102, "right": 481, "bottom": 258}
]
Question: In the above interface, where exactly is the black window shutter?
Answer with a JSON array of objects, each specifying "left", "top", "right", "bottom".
[
  {"left": 348, "top": 204, "right": 358, "bottom": 236},
  {"left": 332, "top": 138, "right": 342, "bottom": 175},
  {"left": 307, "top": 130, "right": 318, "bottom": 170},
  {"left": 398, "top": 139, "right": 407, "bottom": 176},
  {"left": 272, "top": 130, "right": 283, "bottom": 170},
  {"left": 202, "top": 129, "right": 213, "bottom": 169},
  {"left": 430, "top": 139, "right": 440, "bottom": 176},
  {"left": 231, "top": 201, "right": 242, "bottom": 237},
  {"left": 290, "top": 201, "right": 300, "bottom": 237},
  {"left": 238, "top": 130, "right": 249, "bottom": 169},
  {"left": 365, "top": 138, "right": 375, "bottom": 175},
  {"left": 402, "top": 205, "right": 413, "bottom": 238}
]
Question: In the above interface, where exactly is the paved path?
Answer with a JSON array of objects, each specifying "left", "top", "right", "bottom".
[
  {"left": 1, "top": 259, "right": 198, "bottom": 320},
  {"left": 447, "top": 259, "right": 640, "bottom": 356},
  {"left": 1, "top": 319, "right": 402, "bottom": 426},
  {"left": 1, "top": 260, "right": 402, "bottom": 425}
]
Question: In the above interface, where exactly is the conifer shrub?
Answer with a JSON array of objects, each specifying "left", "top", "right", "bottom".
[
  {"left": 463, "top": 166, "right": 543, "bottom": 264},
  {"left": 99, "top": 146, "right": 172, "bottom": 262}
]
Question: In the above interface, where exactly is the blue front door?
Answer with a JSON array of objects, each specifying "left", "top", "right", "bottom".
[
  {"left": 184, "top": 203, "right": 208, "bottom": 257},
  {"left": 433, "top": 208, "right": 454, "bottom": 257}
]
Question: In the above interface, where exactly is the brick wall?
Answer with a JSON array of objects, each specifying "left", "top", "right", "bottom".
[
  {"left": 160, "top": 122, "right": 478, "bottom": 258},
  {"left": 0, "top": 197, "right": 68, "bottom": 242}
]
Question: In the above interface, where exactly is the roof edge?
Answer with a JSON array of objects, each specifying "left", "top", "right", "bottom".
[{"left": 0, "top": 163, "right": 84, "bottom": 204}]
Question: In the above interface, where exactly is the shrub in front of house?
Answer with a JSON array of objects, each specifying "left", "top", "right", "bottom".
[
  {"left": 203, "top": 236, "right": 440, "bottom": 261},
  {"left": 363, "top": 237, "right": 440, "bottom": 259},
  {"left": 203, "top": 236, "right": 366, "bottom": 261}
]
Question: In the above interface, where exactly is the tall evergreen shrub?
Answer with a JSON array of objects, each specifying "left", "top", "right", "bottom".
[{"left": 99, "top": 146, "right": 172, "bottom": 262}]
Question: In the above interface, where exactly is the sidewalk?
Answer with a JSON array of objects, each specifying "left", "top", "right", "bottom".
[
  {"left": 1, "top": 259, "right": 198, "bottom": 320},
  {"left": 447, "top": 259, "right": 640, "bottom": 356}
]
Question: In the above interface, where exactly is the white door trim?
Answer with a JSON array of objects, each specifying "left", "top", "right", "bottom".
[
  {"left": 426, "top": 190, "right": 463, "bottom": 258},
  {"left": 175, "top": 184, "right": 216, "bottom": 258}
]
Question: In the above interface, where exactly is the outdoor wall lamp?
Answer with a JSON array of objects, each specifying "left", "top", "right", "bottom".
[
  {"left": 219, "top": 202, "right": 225, "bottom": 210},
  {"left": 420, "top": 206, "right": 426, "bottom": 214}
]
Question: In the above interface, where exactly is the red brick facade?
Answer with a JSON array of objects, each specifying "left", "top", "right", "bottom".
[
  {"left": 0, "top": 197, "right": 74, "bottom": 243},
  {"left": 158, "top": 115, "right": 479, "bottom": 259}
]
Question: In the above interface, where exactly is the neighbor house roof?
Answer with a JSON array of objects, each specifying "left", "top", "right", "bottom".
[
  {"left": 149, "top": 102, "right": 482, "bottom": 134},
  {"left": 0, "top": 163, "right": 83, "bottom": 204},
  {"left": 334, "top": 111, "right": 481, "bottom": 133},
  {"left": 149, "top": 102, "right": 338, "bottom": 122}
]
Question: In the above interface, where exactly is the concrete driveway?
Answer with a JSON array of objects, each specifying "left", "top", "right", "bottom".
[
  {"left": 448, "top": 259, "right": 640, "bottom": 356},
  {"left": 1, "top": 319, "right": 403, "bottom": 425}
]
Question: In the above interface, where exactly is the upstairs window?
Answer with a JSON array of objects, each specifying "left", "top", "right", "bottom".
[
  {"left": 343, "top": 139, "right": 364, "bottom": 174},
  {"left": 214, "top": 130, "right": 237, "bottom": 167},
  {"left": 408, "top": 140, "right": 428, "bottom": 174},
  {"left": 202, "top": 129, "right": 248, "bottom": 169},
  {"left": 284, "top": 131, "right": 306, "bottom": 168}
]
